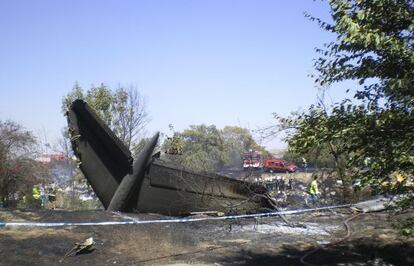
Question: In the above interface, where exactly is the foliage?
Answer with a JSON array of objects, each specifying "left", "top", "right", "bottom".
[
  {"left": 277, "top": 104, "right": 353, "bottom": 198},
  {"left": 283, "top": 145, "right": 336, "bottom": 169},
  {"left": 62, "top": 82, "right": 149, "bottom": 151},
  {"left": 0, "top": 120, "right": 45, "bottom": 207},
  {"left": 395, "top": 217, "right": 414, "bottom": 237},
  {"left": 163, "top": 125, "right": 269, "bottom": 172},
  {"left": 177, "top": 125, "right": 228, "bottom": 172},
  {"left": 111, "top": 87, "right": 149, "bottom": 149},
  {"left": 316, "top": 0, "right": 414, "bottom": 194},
  {"left": 222, "top": 126, "right": 269, "bottom": 167},
  {"left": 277, "top": 0, "right": 414, "bottom": 202},
  {"left": 163, "top": 133, "right": 184, "bottom": 155}
]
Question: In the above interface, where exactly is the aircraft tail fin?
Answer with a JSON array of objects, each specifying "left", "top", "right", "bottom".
[{"left": 67, "top": 99, "right": 133, "bottom": 208}]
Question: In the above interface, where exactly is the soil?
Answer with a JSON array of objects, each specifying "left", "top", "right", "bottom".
[{"left": 1, "top": 208, "right": 414, "bottom": 265}]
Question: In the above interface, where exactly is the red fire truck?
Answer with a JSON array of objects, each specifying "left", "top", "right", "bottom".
[{"left": 242, "top": 150, "right": 262, "bottom": 170}]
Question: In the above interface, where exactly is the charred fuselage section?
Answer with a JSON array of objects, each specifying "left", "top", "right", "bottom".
[{"left": 67, "top": 99, "right": 270, "bottom": 215}]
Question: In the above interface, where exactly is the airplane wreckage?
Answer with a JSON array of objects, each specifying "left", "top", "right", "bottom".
[{"left": 67, "top": 99, "right": 272, "bottom": 215}]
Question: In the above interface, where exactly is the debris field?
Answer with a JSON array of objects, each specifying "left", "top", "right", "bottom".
[{"left": 1, "top": 208, "right": 414, "bottom": 265}]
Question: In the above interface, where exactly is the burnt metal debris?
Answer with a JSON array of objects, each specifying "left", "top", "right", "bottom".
[{"left": 67, "top": 99, "right": 271, "bottom": 215}]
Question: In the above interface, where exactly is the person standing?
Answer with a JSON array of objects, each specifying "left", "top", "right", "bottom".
[{"left": 309, "top": 175, "right": 320, "bottom": 204}]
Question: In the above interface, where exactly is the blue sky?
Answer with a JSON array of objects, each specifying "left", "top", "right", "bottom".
[{"left": 0, "top": 0, "right": 347, "bottom": 149}]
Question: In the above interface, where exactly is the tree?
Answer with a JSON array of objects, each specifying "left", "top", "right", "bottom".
[
  {"left": 282, "top": 143, "right": 337, "bottom": 169},
  {"left": 278, "top": 0, "right": 414, "bottom": 202},
  {"left": 62, "top": 82, "right": 114, "bottom": 126},
  {"left": 222, "top": 126, "right": 270, "bottom": 167},
  {"left": 0, "top": 120, "right": 42, "bottom": 207},
  {"left": 111, "top": 87, "right": 148, "bottom": 150},
  {"left": 163, "top": 125, "right": 269, "bottom": 173},
  {"left": 177, "top": 125, "right": 228, "bottom": 172},
  {"left": 62, "top": 83, "right": 149, "bottom": 152},
  {"left": 277, "top": 104, "right": 353, "bottom": 198}
]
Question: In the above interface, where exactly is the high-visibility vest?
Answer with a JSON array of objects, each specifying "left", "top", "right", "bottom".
[
  {"left": 32, "top": 187, "right": 41, "bottom": 200},
  {"left": 396, "top": 174, "right": 405, "bottom": 183},
  {"left": 309, "top": 180, "right": 319, "bottom": 195}
]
